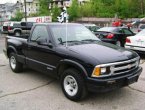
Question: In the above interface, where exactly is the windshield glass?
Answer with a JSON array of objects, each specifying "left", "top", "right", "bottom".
[
  {"left": 50, "top": 24, "right": 100, "bottom": 44},
  {"left": 136, "top": 29, "right": 145, "bottom": 36}
]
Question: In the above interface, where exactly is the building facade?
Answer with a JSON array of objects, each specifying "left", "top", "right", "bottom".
[
  {"left": 0, "top": 2, "right": 23, "bottom": 22},
  {"left": 24, "top": 0, "right": 39, "bottom": 16}
]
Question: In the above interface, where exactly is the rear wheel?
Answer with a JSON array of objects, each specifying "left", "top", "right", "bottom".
[
  {"left": 61, "top": 68, "right": 87, "bottom": 101},
  {"left": 116, "top": 41, "right": 121, "bottom": 47},
  {"left": 14, "top": 31, "right": 21, "bottom": 36},
  {"left": 9, "top": 52, "right": 23, "bottom": 73}
]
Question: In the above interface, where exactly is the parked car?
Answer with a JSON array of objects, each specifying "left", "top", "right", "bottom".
[
  {"left": 83, "top": 23, "right": 100, "bottom": 32},
  {"left": 8, "top": 22, "right": 34, "bottom": 36},
  {"left": 1, "top": 21, "right": 11, "bottom": 34},
  {"left": 4, "top": 23, "right": 142, "bottom": 101},
  {"left": 95, "top": 27, "right": 135, "bottom": 47},
  {"left": 138, "top": 24, "right": 145, "bottom": 32},
  {"left": 125, "top": 29, "right": 145, "bottom": 54}
]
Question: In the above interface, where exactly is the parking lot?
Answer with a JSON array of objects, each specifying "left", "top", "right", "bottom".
[{"left": 0, "top": 35, "right": 145, "bottom": 110}]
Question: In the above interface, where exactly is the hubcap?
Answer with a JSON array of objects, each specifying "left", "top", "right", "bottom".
[
  {"left": 10, "top": 56, "right": 16, "bottom": 69},
  {"left": 15, "top": 32, "right": 20, "bottom": 36},
  {"left": 63, "top": 75, "right": 78, "bottom": 96},
  {"left": 116, "top": 41, "right": 121, "bottom": 46}
]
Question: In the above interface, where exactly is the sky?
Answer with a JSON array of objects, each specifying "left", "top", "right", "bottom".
[{"left": 0, "top": 0, "right": 17, "bottom": 4}]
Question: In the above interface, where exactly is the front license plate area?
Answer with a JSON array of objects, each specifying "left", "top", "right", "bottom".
[{"left": 127, "top": 76, "right": 139, "bottom": 85}]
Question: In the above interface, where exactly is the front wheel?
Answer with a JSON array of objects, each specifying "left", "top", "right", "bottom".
[
  {"left": 9, "top": 53, "right": 23, "bottom": 73},
  {"left": 61, "top": 68, "right": 87, "bottom": 101}
]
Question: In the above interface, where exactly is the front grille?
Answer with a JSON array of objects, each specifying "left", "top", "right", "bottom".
[
  {"left": 110, "top": 58, "right": 139, "bottom": 75},
  {"left": 93, "top": 57, "right": 140, "bottom": 77}
]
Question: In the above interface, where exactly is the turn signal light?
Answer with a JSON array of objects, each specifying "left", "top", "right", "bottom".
[{"left": 92, "top": 67, "right": 101, "bottom": 77}]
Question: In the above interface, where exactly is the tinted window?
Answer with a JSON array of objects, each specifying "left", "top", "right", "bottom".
[
  {"left": 31, "top": 26, "right": 48, "bottom": 42},
  {"left": 123, "top": 29, "right": 132, "bottom": 34},
  {"left": 14, "top": 23, "right": 21, "bottom": 27},
  {"left": 27, "top": 22, "right": 34, "bottom": 27}
]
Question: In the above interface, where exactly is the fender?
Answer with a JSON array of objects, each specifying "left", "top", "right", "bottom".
[
  {"left": 13, "top": 28, "right": 22, "bottom": 32},
  {"left": 57, "top": 59, "right": 88, "bottom": 77},
  {"left": 8, "top": 38, "right": 23, "bottom": 47},
  {"left": 7, "top": 45, "right": 17, "bottom": 57}
]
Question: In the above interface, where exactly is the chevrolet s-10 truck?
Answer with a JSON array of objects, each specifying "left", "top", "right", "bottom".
[{"left": 4, "top": 23, "right": 142, "bottom": 101}]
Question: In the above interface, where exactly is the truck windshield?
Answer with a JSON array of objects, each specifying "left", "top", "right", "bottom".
[{"left": 50, "top": 24, "right": 100, "bottom": 45}]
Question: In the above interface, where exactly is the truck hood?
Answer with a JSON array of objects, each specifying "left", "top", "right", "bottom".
[{"left": 67, "top": 42, "right": 138, "bottom": 65}]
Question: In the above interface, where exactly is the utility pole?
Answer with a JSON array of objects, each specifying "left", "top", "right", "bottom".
[
  {"left": 141, "top": 0, "right": 144, "bottom": 15},
  {"left": 24, "top": 0, "right": 27, "bottom": 22}
]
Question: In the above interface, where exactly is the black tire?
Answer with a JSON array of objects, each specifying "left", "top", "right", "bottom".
[
  {"left": 14, "top": 31, "right": 21, "bottom": 36},
  {"left": 9, "top": 52, "right": 23, "bottom": 73},
  {"left": 61, "top": 68, "right": 87, "bottom": 101}
]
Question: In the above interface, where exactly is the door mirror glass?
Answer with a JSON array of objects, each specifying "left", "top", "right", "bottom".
[
  {"left": 37, "top": 38, "right": 48, "bottom": 46},
  {"left": 37, "top": 38, "right": 53, "bottom": 47}
]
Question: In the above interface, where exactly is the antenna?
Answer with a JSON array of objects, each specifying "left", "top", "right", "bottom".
[{"left": 57, "top": 6, "right": 68, "bottom": 48}]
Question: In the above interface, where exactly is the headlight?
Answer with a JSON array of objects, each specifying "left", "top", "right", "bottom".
[{"left": 92, "top": 67, "right": 110, "bottom": 77}]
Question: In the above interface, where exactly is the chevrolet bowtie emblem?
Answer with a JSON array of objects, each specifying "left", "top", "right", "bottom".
[{"left": 127, "top": 64, "right": 132, "bottom": 69}]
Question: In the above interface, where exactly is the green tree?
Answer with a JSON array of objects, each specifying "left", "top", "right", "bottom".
[
  {"left": 51, "top": 5, "right": 61, "bottom": 22},
  {"left": 39, "top": 0, "right": 52, "bottom": 16},
  {"left": 68, "top": 0, "right": 80, "bottom": 21},
  {"left": 10, "top": 10, "right": 24, "bottom": 21}
]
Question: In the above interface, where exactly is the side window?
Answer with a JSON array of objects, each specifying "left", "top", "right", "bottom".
[
  {"left": 123, "top": 29, "right": 132, "bottom": 34},
  {"left": 30, "top": 26, "right": 48, "bottom": 42},
  {"left": 118, "top": 29, "right": 123, "bottom": 33}
]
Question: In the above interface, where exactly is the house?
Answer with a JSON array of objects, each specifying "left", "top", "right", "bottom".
[{"left": 0, "top": 2, "right": 23, "bottom": 22}]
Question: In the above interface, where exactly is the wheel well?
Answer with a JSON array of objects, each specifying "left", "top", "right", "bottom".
[
  {"left": 57, "top": 63, "right": 86, "bottom": 79},
  {"left": 7, "top": 48, "right": 16, "bottom": 58},
  {"left": 14, "top": 30, "right": 21, "bottom": 34}
]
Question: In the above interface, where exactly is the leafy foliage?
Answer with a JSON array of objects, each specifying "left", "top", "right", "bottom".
[
  {"left": 39, "top": 0, "right": 52, "bottom": 16},
  {"left": 51, "top": 5, "right": 61, "bottom": 22},
  {"left": 10, "top": 10, "right": 24, "bottom": 21},
  {"left": 68, "top": 0, "right": 80, "bottom": 21},
  {"left": 68, "top": 0, "right": 145, "bottom": 20}
]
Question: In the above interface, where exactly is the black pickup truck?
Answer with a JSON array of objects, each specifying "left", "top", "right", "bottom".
[{"left": 4, "top": 23, "right": 142, "bottom": 101}]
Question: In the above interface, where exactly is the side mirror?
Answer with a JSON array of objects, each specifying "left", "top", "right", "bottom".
[{"left": 37, "top": 38, "right": 52, "bottom": 48}]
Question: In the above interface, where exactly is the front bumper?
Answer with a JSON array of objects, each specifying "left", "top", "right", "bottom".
[
  {"left": 86, "top": 66, "right": 142, "bottom": 93},
  {"left": 125, "top": 45, "right": 145, "bottom": 54}
]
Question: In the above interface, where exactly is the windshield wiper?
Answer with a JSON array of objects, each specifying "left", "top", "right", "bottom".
[
  {"left": 60, "top": 40, "right": 83, "bottom": 45},
  {"left": 81, "top": 39, "right": 99, "bottom": 42}
]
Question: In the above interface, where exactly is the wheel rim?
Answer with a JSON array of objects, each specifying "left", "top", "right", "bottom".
[
  {"left": 63, "top": 75, "right": 78, "bottom": 96},
  {"left": 15, "top": 32, "right": 20, "bottom": 36},
  {"left": 116, "top": 41, "right": 121, "bottom": 46},
  {"left": 10, "top": 56, "right": 16, "bottom": 69}
]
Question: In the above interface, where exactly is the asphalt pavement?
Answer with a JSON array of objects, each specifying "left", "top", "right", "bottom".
[{"left": 0, "top": 34, "right": 145, "bottom": 110}]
